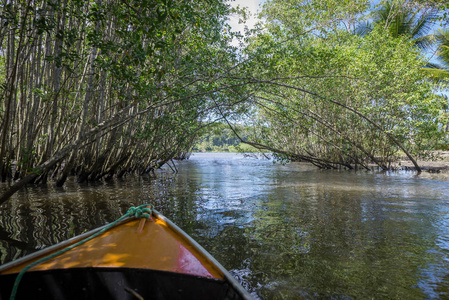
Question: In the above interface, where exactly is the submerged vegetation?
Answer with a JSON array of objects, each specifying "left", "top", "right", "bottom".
[{"left": 1, "top": 0, "right": 448, "bottom": 203}]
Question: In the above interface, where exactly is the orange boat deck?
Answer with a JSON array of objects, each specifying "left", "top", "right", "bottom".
[{"left": 1, "top": 215, "right": 224, "bottom": 280}]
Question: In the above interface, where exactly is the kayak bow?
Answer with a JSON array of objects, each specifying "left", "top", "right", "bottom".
[{"left": 0, "top": 207, "right": 252, "bottom": 300}]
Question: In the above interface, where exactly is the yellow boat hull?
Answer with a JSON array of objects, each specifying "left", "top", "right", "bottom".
[{"left": 0, "top": 210, "right": 252, "bottom": 299}]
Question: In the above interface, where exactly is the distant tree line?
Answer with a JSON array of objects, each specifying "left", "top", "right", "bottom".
[{"left": 193, "top": 123, "right": 257, "bottom": 152}]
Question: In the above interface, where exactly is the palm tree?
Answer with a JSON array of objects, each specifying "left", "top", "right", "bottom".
[
  {"left": 356, "top": 1, "right": 447, "bottom": 80},
  {"left": 426, "top": 29, "right": 449, "bottom": 80},
  {"left": 356, "top": 1, "right": 436, "bottom": 50},
  {"left": 356, "top": 1, "right": 449, "bottom": 138}
]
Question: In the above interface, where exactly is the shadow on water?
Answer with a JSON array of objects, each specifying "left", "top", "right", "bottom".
[{"left": 1, "top": 152, "right": 449, "bottom": 299}]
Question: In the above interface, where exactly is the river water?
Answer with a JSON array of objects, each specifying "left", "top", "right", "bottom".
[{"left": 1, "top": 152, "right": 449, "bottom": 299}]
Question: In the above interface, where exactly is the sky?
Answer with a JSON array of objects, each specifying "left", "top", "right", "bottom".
[{"left": 227, "top": 0, "right": 264, "bottom": 34}]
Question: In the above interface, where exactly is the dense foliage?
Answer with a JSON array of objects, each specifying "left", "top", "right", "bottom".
[
  {"left": 1, "top": 0, "right": 448, "bottom": 202},
  {"left": 222, "top": 0, "right": 447, "bottom": 170},
  {"left": 0, "top": 0, "right": 240, "bottom": 202}
]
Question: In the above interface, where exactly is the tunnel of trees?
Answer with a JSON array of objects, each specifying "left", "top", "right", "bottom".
[{"left": 0, "top": 0, "right": 448, "bottom": 203}]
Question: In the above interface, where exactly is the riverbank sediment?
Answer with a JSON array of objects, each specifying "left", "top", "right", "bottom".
[{"left": 393, "top": 151, "right": 449, "bottom": 172}]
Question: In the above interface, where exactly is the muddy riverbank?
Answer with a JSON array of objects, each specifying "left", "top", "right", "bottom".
[{"left": 393, "top": 151, "right": 449, "bottom": 172}]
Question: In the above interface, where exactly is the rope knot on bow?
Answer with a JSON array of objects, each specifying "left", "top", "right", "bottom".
[{"left": 127, "top": 204, "right": 153, "bottom": 219}]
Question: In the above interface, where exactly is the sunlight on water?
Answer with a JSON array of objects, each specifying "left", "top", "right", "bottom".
[{"left": 1, "top": 152, "right": 449, "bottom": 299}]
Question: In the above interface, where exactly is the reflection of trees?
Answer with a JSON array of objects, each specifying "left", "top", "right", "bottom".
[
  {"left": 0, "top": 184, "right": 127, "bottom": 264},
  {"left": 1, "top": 162, "right": 446, "bottom": 299},
  {"left": 151, "top": 163, "right": 445, "bottom": 299},
  {"left": 0, "top": 165, "right": 210, "bottom": 264},
  {"left": 184, "top": 172, "right": 441, "bottom": 299},
  {"left": 243, "top": 182, "right": 438, "bottom": 299},
  {"left": 0, "top": 175, "right": 189, "bottom": 264}
]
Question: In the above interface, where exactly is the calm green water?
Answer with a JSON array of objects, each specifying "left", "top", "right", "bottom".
[{"left": 1, "top": 153, "right": 449, "bottom": 299}]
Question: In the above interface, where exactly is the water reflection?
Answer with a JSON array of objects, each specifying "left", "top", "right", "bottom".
[{"left": 1, "top": 153, "right": 449, "bottom": 299}]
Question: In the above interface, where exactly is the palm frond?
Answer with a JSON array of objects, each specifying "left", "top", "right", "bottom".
[
  {"left": 410, "top": 10, "right": 437, "bottom": 40},
  {"left": 425, "top": 61, "right": 443, "bottom": 69},
  {"left": 435, "top": 29, "right": 449, "bottom": 66},
  {"left": 414, "top": 34, "right": 435, "bottom": 50},
  {"left": 374, "top": 1, "right": 397, "bottom": 29},
  {"left": 354, "top": 21, "right": 373, "bottom": 36},
  {"left": 421, "top": 67, "right": 449, "bottom": 83}
]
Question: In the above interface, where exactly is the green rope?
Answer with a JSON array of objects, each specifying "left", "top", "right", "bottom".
[{"left": 9, "top": 204, "right": 153, "bottom": 300}]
